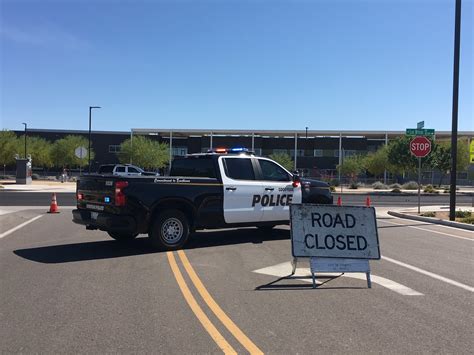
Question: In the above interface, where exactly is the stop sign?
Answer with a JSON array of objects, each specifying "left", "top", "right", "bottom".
[{"left": 410, "top": 136, "right": 431, "bottom": 157}]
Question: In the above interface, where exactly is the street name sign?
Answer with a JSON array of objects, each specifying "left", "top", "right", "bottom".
[
  {"left": 417, "top": 121, "right": 424, "bottom": 129},
  {"left": 290, "top": 204, "right": 380, "bottom": 259},
  {"left": 406, "top": 128, "right": 435, "bottom": 137},
  {"left": 410, "top": 136, "right": 431, "bottom": 158}
]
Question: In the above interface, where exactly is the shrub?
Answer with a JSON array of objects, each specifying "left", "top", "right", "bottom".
[
  {"left": 389, "top": 183, "right": 401, "bottom": 189},
  {"left": 349, "top": 181, "right": 359, "bottom": 189},
  {"left": 391, "top": 187, "right": 401, "bottom": 193},
  {"left": 329, "top": 186, "right": 336, "bottom": 192},
  {"left": 421, "top": 212, "right": 436, "bottom": 217},
  {"left": 455, "top": 210, "right": 471, "bottom": 219},
  {"left": 460, "top": 216, "right": 474, "bottom": 224},
  {"left": 423, "top": 184, "right": 438, "bottom": 193},
  {"left": 330, "top": 179, "right": 340, "bottom": 187},
  {"left": 402, "top": 181, "right": 419, "bottom": 190},
  {"left": 372, "top": 181, "right": 388, "bottom": 190},
  {"left": 31, "top": 173, "right": 40, "bottom": 180}
]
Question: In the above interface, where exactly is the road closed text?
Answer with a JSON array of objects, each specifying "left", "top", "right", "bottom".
[{"left": 291, "top": 206, "right": 380, "bottom": 259}]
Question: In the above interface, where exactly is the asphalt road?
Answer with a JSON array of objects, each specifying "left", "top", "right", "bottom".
[
  {"left": 1, "top": 207, "right": 473, "bottom": 353},
  {"left": 0, "top": 190, "right": 473, "bottom": 207}
]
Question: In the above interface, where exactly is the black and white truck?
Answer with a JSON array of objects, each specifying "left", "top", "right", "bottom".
[{"left": 72, "top": 148, "right": 333, "bottom": 250}]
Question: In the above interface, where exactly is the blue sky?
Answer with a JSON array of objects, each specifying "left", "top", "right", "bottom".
[{"left": 1, "top": 0, "right": 472, "bottom": 132}]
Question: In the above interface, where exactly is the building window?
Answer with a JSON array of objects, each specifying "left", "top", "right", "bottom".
[
  {"left": 109, "top": 145, "right": 121, "bottom": 153},
  {"left": 290, "top": 149, "right": 305, "bottom": 157},
  {"left": 273, "top": 149, "right": 288, "bottom": 155},
  {"left": 314, "top": 149, "right": 323, "bottom": 157},
  {"left": 253, "top": 148, "right": 262, "bottom": 156},
  {"left": 172, "top": 147, "right": 188, "bottom": 156},
  {"left": 334, "top": 150, "right": 340, "bottom": 157}
]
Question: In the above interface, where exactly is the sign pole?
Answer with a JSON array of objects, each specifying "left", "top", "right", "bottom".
[{"left": 418, "top": 157, "right": 421, "bottom": 214}]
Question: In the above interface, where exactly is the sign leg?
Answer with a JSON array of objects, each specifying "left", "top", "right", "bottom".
[
  {"left": 312, "top": 272, "right": 317, "bottom": 289},
  {"left": 291, "top": 257, "right": 298, "bottom": 276},
  {"left": 366, "top": 272, "right": 372, "bottom": 289}
]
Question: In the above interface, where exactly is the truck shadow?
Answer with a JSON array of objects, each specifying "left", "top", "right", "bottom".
[{"left": 13, "top": 228, "right": 290, "bottom": 264}]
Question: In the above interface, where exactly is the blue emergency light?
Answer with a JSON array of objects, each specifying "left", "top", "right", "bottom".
[{"left": 104, "top": 196, "right": 111, "bottom": 203}]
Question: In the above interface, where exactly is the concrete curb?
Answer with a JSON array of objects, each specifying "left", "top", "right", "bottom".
[{"left": 387, "top": 211, "right": 474, "bottom": 231}]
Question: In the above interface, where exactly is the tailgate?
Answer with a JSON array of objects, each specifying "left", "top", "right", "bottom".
[{"left": 77, "top": 176, "right": 120, "bottom": 213}]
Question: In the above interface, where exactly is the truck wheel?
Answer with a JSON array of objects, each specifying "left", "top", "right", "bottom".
[
  {"left": 149, "top": 210, "right": 189, "bottom": 250},
  {"left": 107, "top": 232, "right": 138, "bottom": 241}
]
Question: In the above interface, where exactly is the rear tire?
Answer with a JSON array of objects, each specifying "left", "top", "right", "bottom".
[
  {"left": 107, "top": 231, "right": 138, "bottom": 241},
  {"left": 149, "top": 210, "right": 190, "bottom": 250}
]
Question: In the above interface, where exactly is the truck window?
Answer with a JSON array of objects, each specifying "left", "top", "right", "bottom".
[
  {"left": 115, "top": 166, "right": 126, "bottom": 173},
  {"left": 170, "top": 158, "right": 216, "bottom": 178},
  {"left": 127, "top": 167, "right": 139, "bottom": 173},
  {"left": 258, "top": 159, "right": 291, "bottom": 181},
  {"left": 98, "top": 165, "right": 114, "bottom": 174},
  {"left": 223, "top": 158, "right": 255, "bottom": 180}
]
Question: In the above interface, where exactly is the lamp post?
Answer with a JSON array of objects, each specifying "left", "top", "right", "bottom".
[
  {"left": 88, "top": 106, "right": 101, "bottom": 173},
  {"left": 22, "top": 123, "right": 27, "bottom": 158},
  {"left": 305, "top": 127, "right": 308, "bottom": 139}
]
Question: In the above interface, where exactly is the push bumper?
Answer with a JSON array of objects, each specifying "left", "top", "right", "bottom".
[{"left": 72, "top": 209, "right": 137, "bottom": 234}]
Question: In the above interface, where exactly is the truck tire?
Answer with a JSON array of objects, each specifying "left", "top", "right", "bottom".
[
  {"left": 107, "top": 232, "right": 138, "bottom": 241},
  {"left": 149, "top": 210, "right": 190, "bottom": 250}
]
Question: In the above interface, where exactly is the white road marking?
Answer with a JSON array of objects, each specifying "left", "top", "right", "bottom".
[
  {"left": 253, "top": 262, "right": 423, "bottom": 296},
  {"left": 0, "top": 215, "right": 44, "bottom": 239},
  {"left": 382, "top": 256, "right": 474, "bottom": 293},
  {"left": 379, "top": 219, "right": 474, "bottom": 241}
]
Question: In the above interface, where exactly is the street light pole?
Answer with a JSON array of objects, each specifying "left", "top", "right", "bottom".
[
  {"left": 449, "top": 0, "right": 462, "bottom": 221},
  {"left": 22, "top": 122, "right": 27, "bottom": 158},
  {"left": 88, "top": 106, "right": 101, "bottom": 173},
  {"left": 305, "top": 127, "right": 308, "bottom": 139}
]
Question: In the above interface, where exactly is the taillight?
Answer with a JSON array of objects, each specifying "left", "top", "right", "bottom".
[
  {"left": 115, "top": 181, "right": 128, "bottom": 206},
  {"left": 292, "top": 181, "right": 300, "bottom": 188},
  {"left": 77, "top": 193, "right": 84, "bottom": 201}
]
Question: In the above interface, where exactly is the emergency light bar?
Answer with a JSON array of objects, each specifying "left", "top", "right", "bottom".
[{"left": 207, "top": 147, "right": 253, "bottom": 154}]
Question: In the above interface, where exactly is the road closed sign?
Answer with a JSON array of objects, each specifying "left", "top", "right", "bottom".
[{"left": 290, "top": 204, "right": 380, "bottom": 259}]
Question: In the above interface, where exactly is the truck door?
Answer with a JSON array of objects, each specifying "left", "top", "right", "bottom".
[
  {"left": 219, "top": 156, "right": 264, "bottom": 224},
  {"left": 255, "top": 158, "right": 302, "bottom": 222}
]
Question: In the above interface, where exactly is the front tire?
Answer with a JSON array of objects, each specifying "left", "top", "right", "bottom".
[
  {"left": 149, "top": 210, "right": 190, "bottom": 250},
  {"left": 107, "top": 231, "right": 138, "bottom": 241}
]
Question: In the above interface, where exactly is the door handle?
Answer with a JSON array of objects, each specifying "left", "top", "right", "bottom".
[
  {"left": 265, "top": 187, "right": 275, "bottom": 191},
  {"left": 226, "top": 187, "right": 237, "bottom": 191}
]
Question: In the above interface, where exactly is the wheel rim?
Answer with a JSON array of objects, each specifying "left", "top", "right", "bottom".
[{"left": 161, "top": 218, "right": 183, "bottom": 244}]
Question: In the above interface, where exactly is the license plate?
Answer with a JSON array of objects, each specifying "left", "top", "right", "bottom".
[
  {"left": 86, "top": 204, "right": 104, "bottom": 211},
  {"left": 91, "top": 212, "right": 98, "bottom": 220}
]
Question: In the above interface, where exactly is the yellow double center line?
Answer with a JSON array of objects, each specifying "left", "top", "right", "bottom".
[{"left": 167, "top": 250, "right": 263, "bottom": 355}]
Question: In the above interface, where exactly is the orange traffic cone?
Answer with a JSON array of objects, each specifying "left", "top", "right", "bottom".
[
  {"left": 337, "top": 196, "right": 342, "bottom": 206},
  {"left": 366, "top": 196, "right": 371, "bottom": 207},
  {"left": 48, "top": 193, "right": 60, "bottom": 213}
]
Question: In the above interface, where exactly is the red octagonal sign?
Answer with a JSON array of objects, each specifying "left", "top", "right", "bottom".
[{"left": 410, "top": 136, "right": 431, "bottom": 157}]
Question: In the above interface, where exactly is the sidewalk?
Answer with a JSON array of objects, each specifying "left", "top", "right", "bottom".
[
  {"left": 387, "top": 205, "right": 474, "bottom": 231},
  {"left": 333, "top": 186, "right": 474, "bottom": 195},
  {"left": 0, "top": 180, "right": 76, "bottom": 192}
]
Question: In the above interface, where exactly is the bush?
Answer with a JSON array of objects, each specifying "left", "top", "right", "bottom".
[
  {"left": 330, "top": 179, "right": 340, "bottom": 187},
  {"left": 402, "top": 181, "right": 419, "bottom": 190},
  {"left": 329, "top": 186, "right": 336, "bottom": 192},
  {"left": 423, "top": 184, "right": 438, "bottom": 194},
  {"left": 349, "top": 181, "right": 359, "bottom": 189},
  {"left": 455, "top": 210, "right": 471, "bottom": 219},
  {"left": 31, "top": 173, "right": 40, "bottom": 180},
  {"left": 421, "top": 212, "right": 436, "bottom": 217},
  {"left": 391, "top": 187, "right": 401, "bottom": 193},
  {"left": 389, "top": 183, "right": 401, "bottom": 189},
  {"left": 460, "top": 216, "right": 474, "bottom": 224},
  {"left": 372, "top": 181, "right": 388, "bottom": 190}
]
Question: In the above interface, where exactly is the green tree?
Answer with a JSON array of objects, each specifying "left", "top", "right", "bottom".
[
  {"left": 118, "top": 136, "right": 169, "bottom": 170},
  {"left": 19, "top": 136, "right": 53, "bottom": 168},
  {"left": 269, "top": 152, "right": 294, "bottom": 171},
  {"left": 336, "top": 154, "right": 366, "bottom": 182},
  {"left": 387, "top": 136, "right": 420, "bottom": 176},
  {"left": 51, "top": 135, "right": 93, "bottom": 168},
  {"left": 364, "top": 145, "right": 392, "bottom": 178},
  {"left": 429, "top": 139, "right": 470, "bottom": 186},
  {"left": 0, "top": 130, "right": 20, "bottom": 167}
]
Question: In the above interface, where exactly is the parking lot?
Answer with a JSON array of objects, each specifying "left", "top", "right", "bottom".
[{"left": 1, "top": 196, "right": 473, "bottom": 354}]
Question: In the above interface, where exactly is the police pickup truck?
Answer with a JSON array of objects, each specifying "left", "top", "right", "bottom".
[{"left": 72, "top": 148, "right": 333, "bottom": 250}]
